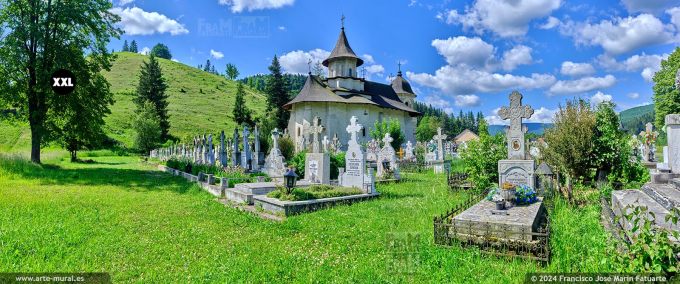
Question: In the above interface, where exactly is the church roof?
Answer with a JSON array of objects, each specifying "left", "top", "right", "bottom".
[
  {"left": 454, "top": 129, "right": 479, "bottom": 142},
  {"left": 283, "top": 74, "right": 420, "bottom": 116},
  {"left": 322, "top": 28, "right": 364, "bottom": 67},
  {"left": 391, "top": 72, "right": 415, "bottom": 95}
]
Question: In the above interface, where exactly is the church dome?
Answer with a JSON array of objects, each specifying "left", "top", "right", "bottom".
[
  {"left": 322, "top": 27, "right": 364, "bottom": 67},
  {"left": 391, "top": 71, "right": 414, "bottom": 95}
]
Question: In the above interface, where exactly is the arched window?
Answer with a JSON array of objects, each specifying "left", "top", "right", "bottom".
[{"left": 348, "top": 68, "right": 352, "bottom": 77}]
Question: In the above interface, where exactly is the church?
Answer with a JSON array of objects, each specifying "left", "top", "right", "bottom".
[{"left": 284, "top": 24, "right": 420, "bottom": 151}]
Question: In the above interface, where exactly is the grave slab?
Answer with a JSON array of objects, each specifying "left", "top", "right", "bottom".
[
  {"left": 451, "top": 198, "right": 545, "bottom": 242},
  {"left": 611, "top": 190, "right": 679, "bottom": 233}
]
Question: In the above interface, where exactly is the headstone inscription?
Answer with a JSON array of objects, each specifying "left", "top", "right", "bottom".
[
  {"left": 341, "top": 116, "right": 367, "bottom": 190},
  {"left": 497, "top": 91, "right": 536, "bottom": 188}
]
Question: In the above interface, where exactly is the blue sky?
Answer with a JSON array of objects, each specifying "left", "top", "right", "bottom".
[{"left": 108, "top": 0, "right": 680, "bottom": 124}]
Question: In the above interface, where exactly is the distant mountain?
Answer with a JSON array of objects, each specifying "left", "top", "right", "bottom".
[
  {"left": 488, "top": 123, "right": 553, "bottom": 136},
  {"left": 619, "top": 104, "right": 654, "bottom": 134}
]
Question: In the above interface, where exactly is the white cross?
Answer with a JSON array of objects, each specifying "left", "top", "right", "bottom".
[
  {"left": 433, "top": 127, "right": 447, "bottom": 160},
  {"left": 322, "top": 135, "right": 329, "bottom": 152},
  {"left": 382, "top": 133, "right": 393, "bottom": 147},
  {"left": 271, "top": 128, "right": 280, "bottom": 150},
  {"left": 346, "top": 116, "right": 363, "bottom": 144},
  {"left": 308, "top": 116, "right": 324, "bottom": 153}
]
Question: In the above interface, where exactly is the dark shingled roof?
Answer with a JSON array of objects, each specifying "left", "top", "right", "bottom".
[
  {"left": 322, "top": 28, "right": 364, "bottom": 67},
  {"left": 283, "top": 74, "right": 420, "bottom": 116},
  {"left": 391, "top": 72, "right": 415, "bottom": 95}
]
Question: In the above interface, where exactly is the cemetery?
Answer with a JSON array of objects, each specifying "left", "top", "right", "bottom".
[{"left": 3, "top": 1, "right": 680, "bottom": 282}]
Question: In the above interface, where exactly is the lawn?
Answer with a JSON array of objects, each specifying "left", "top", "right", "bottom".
[{"left": 0, "top": 154, "right": 616, "bottom": 283}]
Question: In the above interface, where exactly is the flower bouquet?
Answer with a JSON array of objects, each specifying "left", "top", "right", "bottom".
[{"left": 514, "top": 184, "right": 538, "bottom": 205}]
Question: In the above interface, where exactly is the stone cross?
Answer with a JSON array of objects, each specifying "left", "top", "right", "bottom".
[
  {"left": 346, "top": 116, "right": 363, "bottom": 145},
  {"left": 331, "top": 133, "right": 341, "bottom": 153},
  {"left": 322, "top": 135, "right": 329, "bottom": 153},
  {"left": 232, "top": 128, "right": 240, "bottom": 166},
  {"left": 433, "top": 127, "right": 447, "bottom": 161},
  {"left": 498, "top": 91, "right": 534, "bottom": 160},
  {"left": 382, "top": 133, "right": 393, "bottom": 147},
  {"left": 271, "top": 128, "right": 280, "bottom": 150},
  {"left": 308, "top": 116, "right": 324, "bottom": 153},
  {"left": 220, "top": 131, "right": 226, "bottom": 166}
]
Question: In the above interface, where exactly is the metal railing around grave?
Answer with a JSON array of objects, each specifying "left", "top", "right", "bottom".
[{"left": 433, "top": 194, "right": 551, "bottom": 263}]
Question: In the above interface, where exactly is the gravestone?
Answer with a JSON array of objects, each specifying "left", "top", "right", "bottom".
[
  {"left": 330, "top": 133, "right": 342, "bottom": 153},
  {"left": 366, "top": 139, "right": 379, "bottom": 162},
  {"left": 232, "top": 128, "right": 240, "bottom": 167},
  {"left": 425, "top": 140, "right": 437, "bottom": 162},
  {"left": 253, "top": 126, "right": 263, "bottom": 170},
  {"left": 377, "top": 133, "right": 400, "bottom": 180},
  {"left": 322, "top": 135, "right": 330, "bottom": 153},
  {"left": 207, "top": 134, "right": 215, "bottom": 165},
  {"left": 263, "top": 128, "right": 287, "bottom": 178},
  {"left": 404, "top": 141, "right": 415, "bottom": 161},
  {"left": 640, "top": 123, "right": 659, "bottom": 163},
  {"left": 305, "top": 117, "right": 330, "bottom": 184},
  {"left": 497, "top": 91, "right": 535, "bottom": 188},
  {"left": 341, "top": 116, "right": 367, "bottom": 190},
  {"left": 220, "top": 131, "right": 227, "bottom": 166},
  {"left": 433, "top": 127, "right": 447, "bottom": 161},
  {"left": 667, "top": 114, "right": 680, "bottom": 174},
  {"left": 241, "top": 126, "right": 252, "bottom": 170}
]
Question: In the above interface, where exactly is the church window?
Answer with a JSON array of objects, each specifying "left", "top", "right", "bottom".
[
  {"left": 348, "top": 68, "right": 352, "bottom": 77},
  {"left": 362, "top": 128, "right": 366, "bottom": 137}
]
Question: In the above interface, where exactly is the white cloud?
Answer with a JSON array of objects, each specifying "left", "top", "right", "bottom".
[
  {"left": 278, "top": 26, "right": 286, "bottom": 31},
  {"left": 362, "top": 54, "right": 375, "bottom": 64},
  {"left": 442, "top": 0, "right": 562, "bottom": 37},
  {"left": 667, "top": 7, "right": 680, "bottom": 32},
  {"left": 549, "top": 75, "right": 616, "bottom": 95},
  {"left": 621, "top": 0, "right": 678, "bottom": 13},
  {"left": 422, "top": 95, "right": 455, "bottom": 113},
  {"left": 590, "top": 91, "right": 613, "bottom": 105},
  {"left": 110, "top": 7, "right": 188, "bottom": 36},
  {"left": 210, "top": 49, "right": 224, "bottom": 59},
  {"left": 501, "top": 45, "right": 533, "bottom": 71},
  {"left": 454, "top": 95, "right": 481, "bottom": 107},
  {"left": 118, "top": 0, "right": 134, "bottom": 5},
  {"left": 139, "top": 47, "right": 150, "bottom": 55},
  {"left": 628, "top": 92, "right": 640, "bottom": 99},
  {"left": 432, "top": 36, "right": 495, "bottom": 68},
  {"left": 364, "top": 64, "right": 385, "bottom": 77},
  {"left": 561, "top": 13, "right": 674, "bottom": 55},
  {"left": 487, "top": 106, "right": 557, "bottom": 124},
  {"left": 279, "top": 49, "right": 330, "bottom": 74},
  {"left": 539, "top": 16, "right": 560, "bottom": 29},
  {"left": 171, "top": 59, "right": 180, "bottom": 63},
  {"left": 597, "top": 53, "right": 667, "bottom": 82},
  {"left": 218, "top": 0, "right": 294, "bottom": 13},
  {"left": 407, "top": 66, "right": 555, "bottom": 95},
  {"left": 560, "top": 61, "right": 595, "bottom": 77}
]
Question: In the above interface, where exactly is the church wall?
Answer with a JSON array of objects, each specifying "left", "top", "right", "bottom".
[{"left": 288, "top": 102, "right": 416, "bottom": 152}]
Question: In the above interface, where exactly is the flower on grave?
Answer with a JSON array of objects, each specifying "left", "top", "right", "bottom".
[
  {"left": 501, "top": 182, "right": 515, "bottom": 190},
  {"left": 491, "top": 194, "right": 504, "bottom": 203},
  {"left": 485, "top": 187, "right": 500, "bottom": 201},
  {"left": 514, "top": 184, "right": 537, "bottom": 205}
]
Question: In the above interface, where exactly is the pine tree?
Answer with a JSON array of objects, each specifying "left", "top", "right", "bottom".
[
  {"left": 129, "top": 40, "right": 138, "bottom": 53},
  {"left": 204, "top": 59, "right": 211, "bottom": 72},
  {"left": 266, "top": 55, "right": 290, "bottom": 129},
  {"left": 122, "top": 40, "right": 129, "bottom": 52},
  {"left": 233, "top": 82, "right": 252, "bottom": 126},
  {"left": 135, "top": 55, "right": 170, "bottom": 140}
]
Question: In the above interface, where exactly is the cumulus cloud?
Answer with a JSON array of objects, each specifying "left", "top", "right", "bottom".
[
  {"left": 597, "top": 53, "right": 667, "bottom": 82},
  {"left": 278, "top": 26, "right": 286, "bottom": 31},
  {"left": 560, "top": 61, "right": 596, "bottom": 77},
  {"left": 432, "top": 36, "right": 495, "bottom": 68},
  {"left": 218, "top": 0, "right": 295, "bottom": 13},
  {"left": 139, "top": 47, "right": 150, "bottom": 55},
  {"left": 539, "top": 16, "right": 560, "bottom": 29},
  {"left": 590, "top": 91, "right": 613, "bottom": 105},
  {"left": 364, "top": 64, "right": 385, "bottom": 77},
  {"left": 118, "top": 0, "right": 134, "bottom": 5},
  {"left": 210, "top": 49, "right": 224, "bottom": 59},
  {"left": 422, "top": 95, "right": 455, "bottom": 113},
  {"left": 408, "top": 66, "right": 555, "bottom": 95},
  {"left": 487, "top": 106, "right": 557, "bottom": 124},
  {"left": 362, "top": 54, "right": 375, "bottom": 64},
  {"left": 110, "top": 7, "right": 188, "bottom": 36},
  {"left": 279, "top": 49, "right": 330, "bottom": 74},
  {"left": 501, "top": 45, "right": 533, "bottom": 71},
  {"left": 549, "top": 75, "right": 616, "bottom": 95},
  {"left": 621, "top": 0, "right": 678, "bottom": 13},
  {"left": 628, "top": 92, "right": 640, "bottom": 99},
  {"left": 668, "top": 7, "right": 680, "bottom": 32},
  {"left": 454, "top": 95, "right": 481, "bottom": 107},
  {"left": 441, "top": 0, "right": 561, "bottom": 37},
  {"left": 560, "top": 13, "right": 674, "bottom": 55}
]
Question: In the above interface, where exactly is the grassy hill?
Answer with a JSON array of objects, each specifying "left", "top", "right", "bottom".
[
  {"left": 103, "top": 52, "right": 268, "bottom": 146},
  {"left": 0, "top": 52, "right": 268, "bottom": 152},
  {"left": 619, "top": 104, "right": 654, "bottom": 134}
]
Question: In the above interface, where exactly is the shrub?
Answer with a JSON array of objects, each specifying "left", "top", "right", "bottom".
[
  {"left": 278, "top": 136, "right": 295, "bottom": 160},
  {"left": 133, "top": 102, "right": 162, "bottom": 154},
  {"left": 370, "top": 118, "right": 405, "bottom": 150},
  {"left": 330, "top": 151, "right": 345, "bottom": 179},
  {"left": 267, "top": 184, "right": 361, "bottom": 201},
  {"left": 288, "top": 151, "right": 306, "bottom": 177},
  {"left": 459, "top": 132, "right": 506, "bottom": 191}
]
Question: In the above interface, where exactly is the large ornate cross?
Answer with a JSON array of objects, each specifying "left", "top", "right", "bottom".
[
  {"left": 308, "top": 116, "right": 324, "bottom": 153},
  {"left": 382, "top": 133, "right": 393, "bottom": 148},
  {"left": 498, "top": 91, "right": 534, "bottom": 160},
  {"left": 346, "top": 116, "right": 363, "bottom": 145},
  {"left": 433, "top": 127, "right": 447, "bottom": 160}
]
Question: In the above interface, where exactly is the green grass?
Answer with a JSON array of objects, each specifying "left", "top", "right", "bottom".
[
  {"left": 0, "top": 155, "right": 617, "bottom": 283},
  {"left": 0, "top": 52, "right": 268, "bottom": 151}
]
